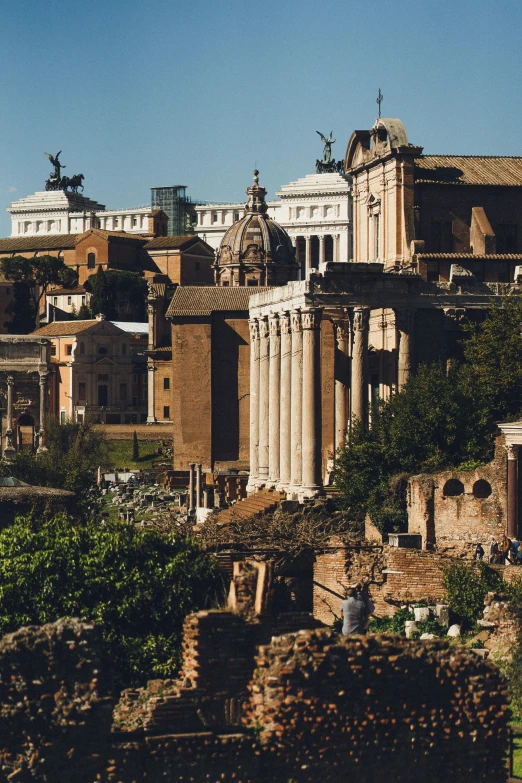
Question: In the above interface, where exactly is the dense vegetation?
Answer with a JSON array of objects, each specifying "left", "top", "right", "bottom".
[
  {"left": 334, "top": 294, "right": 522, "bottom": 533},
  {"left": 0, "top": 515, "right": 224, "bottom": 687},
  {"left": 83, "top": 267, "right": 147, "bottom": 321}
]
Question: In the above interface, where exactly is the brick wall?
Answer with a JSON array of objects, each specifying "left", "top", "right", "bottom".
[
  {"left": 408, "top": 444, "right": 507, "bottom": 548},
  {"left": 314, "top": 545, "right": 450, "bottom": 623}
]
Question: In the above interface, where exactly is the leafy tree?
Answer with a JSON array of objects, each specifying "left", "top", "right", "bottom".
[
  {"left": 442, "top": 560, "right": 501, "bottom": 626},
  {"left": 0, "top": 255, "right": 78, "bottom": 329},
  {"left": 0, "top": 515, "right": 225, "bottom": 687},
  {"left": 132, "top": 430, "right": 139, "bottom": 461},
  {"left": 334, "top": 294, "right": 522, "bottom": 532},
  {"left": 0, "top": 418, "right": 109, "bottom": 515},
  {"left": 5, "top": 281, "right": 36, "bottom": 334},
  {"left": 84, "top": 268, "right": 147, "bottom": 321}
]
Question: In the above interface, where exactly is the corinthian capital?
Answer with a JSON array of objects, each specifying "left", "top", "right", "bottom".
[
  {"left": 352, "top": 306, "right": 370, "bottom": 332},
  {"left": 269, "top": 314, "right": 280, "bottom": 337},
  {"left": 279, "top": 312, "right": 291, "bottom": 335},
  {"left": 334, "top": 319, "right": 351, "bottom": 343},
  {"left": 506, "top": 443, "right": 519, "bottom": 460},
  {"left": 291, "top": 310, "right": 302, "bottom": 333},
  {"left": 248, "top": 319, "right": 259, "bottom": 342},
  {"left": 258, "top": 316, "right": 269, "bottom": 340},
  {"left": 301, "top": 307, "right": 322, "bottom": 331}
]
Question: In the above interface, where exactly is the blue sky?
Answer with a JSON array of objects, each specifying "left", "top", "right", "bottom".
[{"left": 0, "top": 0, "right": 521, "bottom": 235}]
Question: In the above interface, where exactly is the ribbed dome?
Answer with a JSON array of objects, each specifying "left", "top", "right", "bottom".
[{"left": 215, "top": 171, "right": 297, "bottom": 287}]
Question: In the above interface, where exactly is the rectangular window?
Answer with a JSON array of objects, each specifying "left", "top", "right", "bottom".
[
  {"left": 163, "top": 377, "right": 170, "bottom": 390},
  {"left": 163, "top": 406, "right": 170, "bottom": 419},
  {"left": 81, "top": 295, "right": 86, "bottom": 304},
  {"left": 78, "top": 382, "right": 86, "bottom": 401},
  {"left": 234, "top": 212, "right": 240, "bottom": 222},
  {"left": 60, "top": 410, "right": 66, "bottom": 424},
  {"left": 66, "top": 344, "right": 72, "bottom": 355},
  {"left": 120, "top": 383, "right": 127, "bottom": 400},
  {"left": 53, "top": 297, "right": 58, "bottom": 305},
  {"left": 51, "top": 346, "right": 56, "bottom": 356},
  {"left": 133, "top": 217, "right": 137, "bottom": 226},
  {"left": 212, "top": 213, "right": 218, "bottom": 223},
  {"left": 67, "top": 296, "right": 72, "bottom": 306}
]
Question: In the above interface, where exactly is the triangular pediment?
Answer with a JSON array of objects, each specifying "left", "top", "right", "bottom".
[{"left": 94, "top": 356, "right": 118, "bottom": 366}]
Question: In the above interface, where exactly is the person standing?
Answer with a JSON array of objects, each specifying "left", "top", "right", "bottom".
[{"left": 342, "top": 588, "right": 367, "bottom": 635}]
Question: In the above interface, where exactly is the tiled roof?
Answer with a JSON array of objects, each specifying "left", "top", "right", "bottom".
[
  {"left": 167, "top": 286, "right": 272, "bottom": 317},
  {"left": 415, "top": 155, "right": 522, "bottom": 186},
  {"left": 32, "top": 320, "right": 99, "bottom": 336},
  {"left": 0, "top": 234, "right": 78, "bottom": 252},
  {"left": 144, "top": 235, "right": 202, "bottom": 250},
  {"left": 47, "top": 286, "right": 87, "bottom": 295},
  {"left": 416, "top": 253, "right": 522, "bottom": 260},
  {"left": 79, "top": 229, "right": 148, "bottom": 243}
]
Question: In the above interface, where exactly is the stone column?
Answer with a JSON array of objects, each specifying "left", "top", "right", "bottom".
[
  {"left": 335, "top": 234, "right": 340, "bottom": 262},
  {"left": 268, "top": 314, "right": 281, "bottom": 486},
  {"left": 305, "top": 236, "right": 311, "bottom": 278},
  {"left": 351, "top": 306, "right": 370, "bottom": 431},
  {"left": 506, "top": 444, "right": 519, "bottom": 539},
  {"left": 279, "top": 312, "right": 292, "bottom": 489},
  {"left": 334, "top": 319, "right": 350, "bottom": 450},
  {"left": 4, "top": 375, "right": 15, "bottom": 459},
  {"left": 247, "top": 319, "right": 260, "bottom": 493},
  {"left": 319, "top": 235, "right": 325, "bottom": 266},
  {"left": 301, "top": 307, "right": 322, "bottom": 495},
  {"left": 188, "top": 462, "right": 196, "bottom": 512},
  {"left": 37, "top": 371, "right": 48, "bottom": 453},
  {"left": 396, "top": 308, "right": 415, "bottom": 390},
  {"left": 146, "top": 360, "right": 156, "bottom": 422},
  {"left": 196, "top": 463, "right": 203, "bottom": 508},
  {"left": 290, "top": 310, "right": 303, "bottom": 491},
  {"left": 258, "top": 316, "right": 270, "bottom": 484}
]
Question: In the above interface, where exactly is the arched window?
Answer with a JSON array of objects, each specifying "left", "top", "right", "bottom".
[
  {"left": 443, "top": 479, "right": 465, "bottom": 497},
  {"left": 473, "top": 479, "right": 492, "bottom": 499},
  {"left": 87, "top": 252, "right": 96, "bottom": 269}
]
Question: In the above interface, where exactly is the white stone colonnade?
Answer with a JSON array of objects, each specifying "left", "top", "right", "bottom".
[{"left": 247, "top": 305, "right": 415, "bottom": 499}]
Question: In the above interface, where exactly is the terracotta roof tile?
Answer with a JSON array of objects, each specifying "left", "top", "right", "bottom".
[
  {"left": 415, "top": 155, "right": 522, "bottom": 186},
  {"left": 166, "top": 286, "right": 273, "bottom": 317},
  {"left": 145, "top": 235, "right": 202, "bottom": 250},
  {"left": 31, "top": 320, "right": 98, "bottom": 336},
  {"left": 0, "top": 234, "right": 78, "bottom": 252}
]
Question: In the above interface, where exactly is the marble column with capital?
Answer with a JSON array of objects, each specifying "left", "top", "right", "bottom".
[
  {"left": 268, "top": 314, "right": 281, "bottom": 486},
  {"left": 247, "top": 319, "right": 260, "bottom": 492},
  {"left": 195, "top": 463, "right": 203, "bottom": 509},
  {"left": 290, "top": 310, "right": 303, "bottom": 491},
  {"left": 506, "top": 444, "right": 519, "bottom": 539},
  {"left": 319, "top": 235, "right": 325, "bottom": 266},
  {"left": 188, "top": 462, "right": 196, "bottom": 512},
  {"left": 279, "top": 312, "right": 292, "bottom": 489},
  {"left": 37, "top": 372, "right": 48, "bottom": 453},
  {"left": 301, "top": 307, "right": 323, "bottom": 494},
  {"left": 396, "top": 308, "right": 415, "bottom": 390},
  {"left": 351, "top": 306, "right": 370, "bottom": 431},
  {"left": 334, "top": 318, "right": 351, "bottom": 450},
  {"left": 258, "top": 316, "right": 270, "bottom": 484},
  {"left": 4, "top": 376, "right": 15, "bottom": 459},
  {"left": 305, "top": 236, "right": 311, "bottom": 279}
]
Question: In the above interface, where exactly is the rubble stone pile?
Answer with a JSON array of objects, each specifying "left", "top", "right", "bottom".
[
  {"left": 243, "top": 629, "right": 509, "bottom": 783},
  {"left": 0, "top": 618, "right": 114, "bottom": 782}
]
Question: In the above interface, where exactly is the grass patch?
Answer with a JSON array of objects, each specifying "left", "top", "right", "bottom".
[
  {"left": 107, "top": 440, "right": 163, "bottom": 470},
  {"left": 512, "top": 733, "right": 522, "bottom": 778}
]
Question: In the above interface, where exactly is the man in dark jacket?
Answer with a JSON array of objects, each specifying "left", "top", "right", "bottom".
[{"left": 342, "top": 588, "right": 367, "bottom": 635}]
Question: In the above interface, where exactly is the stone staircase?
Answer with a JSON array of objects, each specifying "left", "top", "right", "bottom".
[{"left": 216, "top": 489, "right": 285, "bottom": 525}]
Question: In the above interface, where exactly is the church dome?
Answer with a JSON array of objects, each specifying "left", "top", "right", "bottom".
[{"left": 215, "top": 171, "right": 297, "bottom": 287}]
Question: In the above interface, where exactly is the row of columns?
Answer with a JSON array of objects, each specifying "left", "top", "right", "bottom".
[
  {"left": 248, "top": 308, "right": 323, "bottom": 497},
  {"left": 292, "top": 234, "right": 341, "bottom": 277},
  {"left": 247, "top": 306, "right": 416, "bottom": 497}
]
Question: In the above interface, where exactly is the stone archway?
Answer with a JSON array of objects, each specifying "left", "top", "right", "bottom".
[{"left": 17, "top": 413, "right": 35, "bottom": 452}]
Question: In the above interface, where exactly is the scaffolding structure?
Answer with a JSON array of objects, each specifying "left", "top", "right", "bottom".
[{"left": 150, "top": 186, "right": 197, "bottom": 236}]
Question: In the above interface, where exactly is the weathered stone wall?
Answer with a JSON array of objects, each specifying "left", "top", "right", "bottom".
[
  {"left": 407, "top": 442, "right": 507, "bottom": 548},
  {"left": 0, "top": 618, "right": 113, "bottom": 782}
]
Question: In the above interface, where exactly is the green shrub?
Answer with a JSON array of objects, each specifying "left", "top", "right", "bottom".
[
  {"left": 368, "top": 607, "right": 414, "bottom": 636},
  {"left": 442, "top": 561, "right": 501, "bottom": 626},
  {"left": 0, "top": 515, "right": 225, "bottom": 688}
]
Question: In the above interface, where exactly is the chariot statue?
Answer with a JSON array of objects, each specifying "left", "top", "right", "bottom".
[{"left": 44, "top": 152, "right": 85, "bottom": 193}]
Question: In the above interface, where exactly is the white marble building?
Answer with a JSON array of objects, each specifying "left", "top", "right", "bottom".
[
  {"left": 8, "top": 190, "right": 151, "bottom": 238},
  {"left": 195, "top": 171, "right": 352, "bottom": 273}
]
